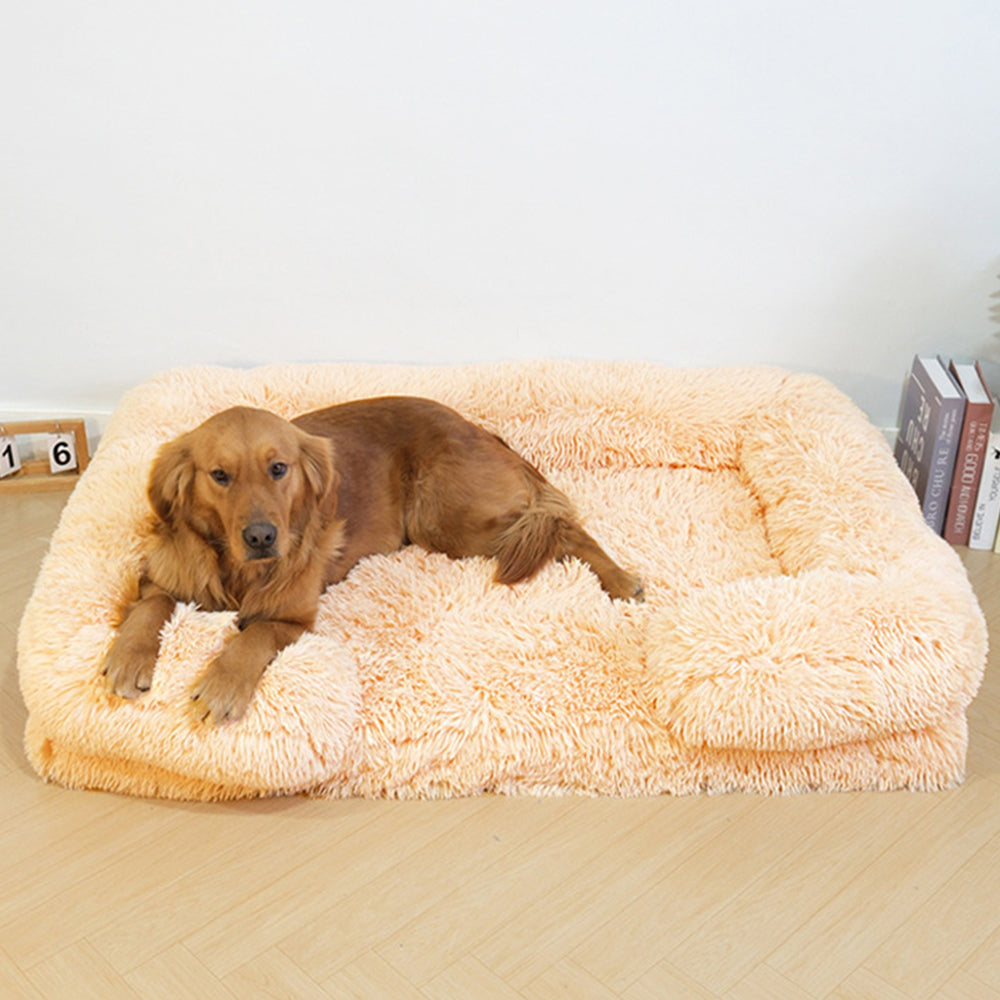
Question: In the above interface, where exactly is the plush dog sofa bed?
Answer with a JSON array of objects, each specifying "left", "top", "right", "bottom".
[{"left": 17, "top": 361, "right": 987, "bottom": 799}]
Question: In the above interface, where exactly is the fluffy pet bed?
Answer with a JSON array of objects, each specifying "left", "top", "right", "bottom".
[{"left": 17, "top": 361, "right": 987, "bottom": 800}]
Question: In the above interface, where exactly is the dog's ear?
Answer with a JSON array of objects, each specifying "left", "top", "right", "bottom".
[
  {"left": 148, "top": 435, "right": 195, "bottom": 526},
  {"left": 298, "top": 431, "right": 339, "bottom": 520}
]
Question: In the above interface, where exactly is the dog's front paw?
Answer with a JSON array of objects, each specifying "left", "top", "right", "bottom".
[
  {"left": 103, "top": 635, "right": 158, "bottom": 698},
  {"left": 190, "top": 657, "right": 259, "bottom": 725}
]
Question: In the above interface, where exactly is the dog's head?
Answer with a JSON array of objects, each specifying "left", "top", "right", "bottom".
[{"left": 149, "top": 407, "right": 337, "bottom": 563}]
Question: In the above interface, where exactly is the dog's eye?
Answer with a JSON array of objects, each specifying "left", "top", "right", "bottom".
[
  {"left": 269, "top": 462, "right": 288, "bottom": 480},
  {"left": 210, "top": 468, "right": 230, "bottom": 486}
]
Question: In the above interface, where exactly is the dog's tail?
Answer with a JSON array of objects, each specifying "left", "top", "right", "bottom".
[
  {"left": 492, "top": 480, "right": 644, "bottom": 601},
  {"left": 492, "top": 484, "right": 574, "bottom": 586}
]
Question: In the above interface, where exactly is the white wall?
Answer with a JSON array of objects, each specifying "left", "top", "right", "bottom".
[{"left": 3, "top": 1, "right": 999, "bottom": 429}]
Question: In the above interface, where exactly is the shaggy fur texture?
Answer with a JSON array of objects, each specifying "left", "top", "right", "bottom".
[{"left": 17, "top": 361, "right": 987, "bottom": 799}]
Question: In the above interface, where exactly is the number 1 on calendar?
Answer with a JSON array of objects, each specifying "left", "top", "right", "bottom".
[{"left": 1, "top": 435, "right": 22, "bottom": 478}]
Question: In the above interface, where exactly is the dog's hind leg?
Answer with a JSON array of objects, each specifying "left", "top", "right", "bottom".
[
  {"left": 492, "top": 483, "right": 643, "bottom": 601},
  {"left": 552, "top": 520, "right": 644, "bottom": 601}
]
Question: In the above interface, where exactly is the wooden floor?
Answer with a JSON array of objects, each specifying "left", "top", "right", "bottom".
[{"left": 2, "top": 490, "right": 999, "bottom": 1000}]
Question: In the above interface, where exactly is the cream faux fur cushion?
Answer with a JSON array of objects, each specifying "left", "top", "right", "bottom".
[{"left": 17, "top": 361, "right": 987, "bottom": 799}]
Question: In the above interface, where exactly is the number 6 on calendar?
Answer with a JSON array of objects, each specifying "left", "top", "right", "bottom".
[{"left": 48, "top": 432, "right": 78, "bottom": 474}]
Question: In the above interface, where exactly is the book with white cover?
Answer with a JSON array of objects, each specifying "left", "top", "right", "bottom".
[{"left": 969, "top": 396, "right": 1000, "bottom": 549}]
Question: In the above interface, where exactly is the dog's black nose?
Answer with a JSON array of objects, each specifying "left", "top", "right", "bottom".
[{"left": 242, "top": 521, "right": 277, "bottom": 552}]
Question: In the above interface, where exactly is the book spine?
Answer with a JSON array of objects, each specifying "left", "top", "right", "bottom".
[
  {"left": 894, "top": 362, "right": 933, "bottom": 516},
  {"left": 924, "top": 398, "right": 964, "bottom": 535},
  {"left": 969, "top": 432, "right": 1000, "bottom": 549},
  {"left": 943, "top": 398, "right": 992, "bottom": 545}
]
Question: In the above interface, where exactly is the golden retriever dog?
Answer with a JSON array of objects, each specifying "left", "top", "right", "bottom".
[{"left": 103, "top": 397, "right": 643, "bottom": 723}]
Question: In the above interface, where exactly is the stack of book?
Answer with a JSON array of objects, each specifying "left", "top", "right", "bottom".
[{"left": 895, "top": 355, "right": 1000, "bottom": 550}]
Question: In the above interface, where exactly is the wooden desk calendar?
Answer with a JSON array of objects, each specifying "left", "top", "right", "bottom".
[{"left": 0, "top": 419, "right": 90, "bottom": 493}]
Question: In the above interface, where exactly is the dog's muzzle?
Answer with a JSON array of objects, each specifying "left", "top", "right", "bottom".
[{"left": 242, "top": 520, "right": 278, "bottom": 559}]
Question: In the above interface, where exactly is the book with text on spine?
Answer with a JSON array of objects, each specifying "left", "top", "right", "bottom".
[
  {"left": 894, "top": 355, "right": 965, "bottom": 535},
  {"left": 943, "top": 361, "right": 994, "bottom": 545},
  {"left": 969, "top": 394, "right": 1000, "bottom": 550}
]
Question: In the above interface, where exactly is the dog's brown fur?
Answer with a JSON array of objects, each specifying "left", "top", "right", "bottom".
[{"left": 103, "top": 397, "right": 643, "bottom": 723}]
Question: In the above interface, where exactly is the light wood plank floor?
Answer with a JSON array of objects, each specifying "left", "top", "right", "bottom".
[{"left": 2, "top": 490, "right": 999, "bottom": 999}]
